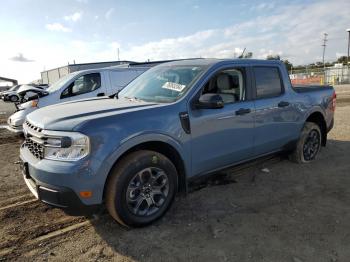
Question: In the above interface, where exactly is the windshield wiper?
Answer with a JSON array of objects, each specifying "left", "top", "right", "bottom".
[{"left": 111, "top": 90, "right": 120, "bottom": 99}]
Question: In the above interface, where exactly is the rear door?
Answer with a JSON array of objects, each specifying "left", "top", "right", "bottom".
[
  {"left": 252, "top": 66, "right": 298, "bottom": 155},
  {"left": 59, "top": 72, "right": 105, "bottom": 102},
  {"left": 190, "top": 65, "right": 255, "bottom": 176}
]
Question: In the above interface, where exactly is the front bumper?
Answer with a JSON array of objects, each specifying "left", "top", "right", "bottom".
[
  {"left": 6, "top": 121, "right": 23, "bottom": 133},
  {"left": 7, "top": 110, "right": 26, "bottom": 133},
  {"left": 20, "top": 146, "right": 102, "bottom": 216}
]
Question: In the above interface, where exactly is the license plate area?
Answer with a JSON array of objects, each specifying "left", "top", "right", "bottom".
[{"left": 20, "top": 161, "right": 39, "bottom": 199}]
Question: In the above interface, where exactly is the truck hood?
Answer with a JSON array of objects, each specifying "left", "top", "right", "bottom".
[{"left": 26, "top": 97, "right": 158, "bottom": 131}]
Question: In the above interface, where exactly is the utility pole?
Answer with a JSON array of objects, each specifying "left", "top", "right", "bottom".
[
  {"left": 117, "top": 48, "right": 120, "bottom": 61},
  {"left": 347, "top": 29, "right": 350, "bottom": 67},
  {"left": 322, "top": 33, "right": 328, "bottom": 70},
  {"left": 322, "top": 33, "right": 328, "bottom": 84}
]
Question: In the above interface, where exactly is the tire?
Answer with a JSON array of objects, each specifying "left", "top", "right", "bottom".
[
  {"left": 9, "top": 95, "right": 18, "bottom": 102},
  {"left": 290, "top": 122, "right": 322, "bottom": 163},
  {"left": 105, "top": 150, "right": 178, "bottom": 227}
]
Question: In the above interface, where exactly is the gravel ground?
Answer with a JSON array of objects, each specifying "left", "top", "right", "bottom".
[{"left": 0, "top": 91, "right": 349, "bottom": 261}]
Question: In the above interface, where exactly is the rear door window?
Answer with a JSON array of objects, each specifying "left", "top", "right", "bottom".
[{"left": 254, "top": 67, "right": 283, "bottom": 98}]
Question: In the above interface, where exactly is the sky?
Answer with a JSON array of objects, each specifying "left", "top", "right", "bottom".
[{"left": 0, "top": 0, "right": 349, "bottom": 83}]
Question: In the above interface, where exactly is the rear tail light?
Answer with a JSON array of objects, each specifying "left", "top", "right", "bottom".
[{"left": 331, "top": 92, "right": 336, "bottom": 112}]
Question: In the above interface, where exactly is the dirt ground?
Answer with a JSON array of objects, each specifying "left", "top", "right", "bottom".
[{"left": 0, "top": 87, "right": 350, "bottom": 262}]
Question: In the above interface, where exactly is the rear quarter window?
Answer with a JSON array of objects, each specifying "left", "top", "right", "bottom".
[{"left": 254, "top": 67, "right": 283, "bottom": 98}]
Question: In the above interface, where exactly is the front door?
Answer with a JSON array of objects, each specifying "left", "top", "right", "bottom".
[
  {"left": 189, "top": 66, "right": 255, "bottom": 176},
  {"left": 60, "top": 72, "right": 105, "bottom": 102}
]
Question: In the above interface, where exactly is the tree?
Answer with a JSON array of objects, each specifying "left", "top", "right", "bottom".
[
  {"left": 283, "top": 60, "right": 293, "bottom": 71},
  {"left": 336, "top": 56, "right": 348, "bottom": 64},
  {"left": 266, "top": 54, "right": 280, "bottom": 60}
]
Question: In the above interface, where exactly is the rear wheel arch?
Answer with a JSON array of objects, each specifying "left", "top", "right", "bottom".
[{"left": 305, "top": 111, "right": 327, "bottom": 146}]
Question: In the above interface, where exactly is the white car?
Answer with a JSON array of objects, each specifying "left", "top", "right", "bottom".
[
  {"left": 0, "top": 85, "right": 21, "bottom": 102},
  {"left": 7, "top": 66, "right": 148, "bottom": 132}
]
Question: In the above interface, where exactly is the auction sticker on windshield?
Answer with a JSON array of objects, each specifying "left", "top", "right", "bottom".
[{"left": 162, "top": 82, "right": 186, "bottom": 92}]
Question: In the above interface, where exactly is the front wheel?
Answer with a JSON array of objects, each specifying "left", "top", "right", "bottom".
[
  {"left": 9, "top": 95, "right": 19, "bottom": 102},
  {"left": 105, "top": 150, "right": 178, "bottom": 227},
  {"left": 290, "top": 122, "right": 322, "bottom": 163}
]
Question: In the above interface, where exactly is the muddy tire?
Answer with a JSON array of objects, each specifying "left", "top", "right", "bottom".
[
  {"left": 290, "top": 122, "right": 322, "bottom": 163},
  {"left": 105, "top": 150, "right": 178, "bottom": 227}
]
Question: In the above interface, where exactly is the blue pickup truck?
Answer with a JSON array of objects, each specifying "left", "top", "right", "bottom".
[{"left": 20, "top": 59, "right": 336, "bottom": 227}]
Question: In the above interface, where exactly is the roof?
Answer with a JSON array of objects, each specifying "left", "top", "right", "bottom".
[
  {"left": 158, "top": 58, "right": 283, "bottom": 67},
  {"left": 67, "top": 60, "right": 133, "bottom": 67},
  {"left": 0, "top": 76, "right": 18, "bottom": 85}
]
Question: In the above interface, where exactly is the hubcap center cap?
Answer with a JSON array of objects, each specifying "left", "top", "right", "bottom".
[{"left": 142, "top": 184, "right": 152, "bottom": 195}]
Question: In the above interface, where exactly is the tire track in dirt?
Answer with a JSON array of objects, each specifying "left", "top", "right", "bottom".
[{"left": 0, "top": 199, "right": 92, "bottom": 260}]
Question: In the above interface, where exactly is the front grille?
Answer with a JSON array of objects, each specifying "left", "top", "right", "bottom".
[
  {"left": 23, "top": 121, "right": 45, "bottom": 160},
  {"left": 24, "top": 120, "right": 43, "bottom": 133},
  {"left": 24, "top": 138, "right": 44, "bottom": 159}
]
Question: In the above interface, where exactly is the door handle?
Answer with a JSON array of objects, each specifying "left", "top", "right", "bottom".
[
  {"left": 278, "top": 101, "right": 290, "bottom": 107},
  {"left": 97, "top": 93, "right": 105, "bottom": 97},
  {"left": 235, "top": 108, "right": 251, "bottom": 115}
]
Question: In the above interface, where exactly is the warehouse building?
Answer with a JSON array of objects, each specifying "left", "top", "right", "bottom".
[
  {"left": 41, "top": 60, "right": 133, "bottom": 84},
  {"left": 40, "top": 59, "right": 183, "bottom": 85}
]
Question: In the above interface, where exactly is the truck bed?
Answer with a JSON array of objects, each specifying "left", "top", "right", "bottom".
[{"left": 293, "top": 85, "right": 333, "bottom": 93}]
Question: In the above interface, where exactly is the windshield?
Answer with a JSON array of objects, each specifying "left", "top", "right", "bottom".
[
  {"left": 46, "top": 73, "right": 77, "bottom": 93},
  {"left": 9, "top": 85, "right": 19, "bottom": 91},
  {"left": 118, "top": 65, "right": 206, "bottom": 103}
]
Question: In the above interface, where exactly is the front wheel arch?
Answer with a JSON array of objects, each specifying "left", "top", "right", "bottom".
[{"left": 103, "top": 140, "right": 187, "bottom": 202}]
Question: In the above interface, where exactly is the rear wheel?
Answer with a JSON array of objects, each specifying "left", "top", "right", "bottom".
[
  {"left": 105, "top": 150, "right": 178, "bottom": 227},
  {"left": 290, "top": 122, "right": 322, "bottom": 163}
]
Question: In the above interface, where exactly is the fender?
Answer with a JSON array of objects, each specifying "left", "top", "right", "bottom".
[
  {"left": 303, "top": 106, "right": 326, "bottom": 123},
  {"left": 98, "top": 131, "right": 190, "bottom": 188}
]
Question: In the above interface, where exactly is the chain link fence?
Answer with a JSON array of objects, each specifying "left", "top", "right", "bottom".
[{"left": 289, "top": 65, "right": 350, "bottom": 85}]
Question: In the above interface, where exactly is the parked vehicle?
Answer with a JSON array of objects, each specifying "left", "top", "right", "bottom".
[
  {"left": 20, "top": 59, "right": 336, "bottom": 227},
  {"left": 7, "top": 66, "right": 148, "bottom": 132},
  {"left": 16, "top": 84, "right": 48, "bottom": 102},
  {"left": 0, "top": 85, "right": 21, "bottom": 102},
  {"left": 1, "top": 84, "right": 48, "bottom": 103}
]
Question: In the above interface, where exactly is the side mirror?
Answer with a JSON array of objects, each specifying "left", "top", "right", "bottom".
[{"left": 195, "top": 93, "right": 224, "bottom": 109}]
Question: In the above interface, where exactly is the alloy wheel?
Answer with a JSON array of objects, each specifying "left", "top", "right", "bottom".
[{"left": 126, "top": 167, "right": 169, "bottom": 217}]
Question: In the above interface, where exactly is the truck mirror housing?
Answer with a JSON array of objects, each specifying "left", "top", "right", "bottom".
[{"left": 195, "top": 93, "right": 224, "bottom": 109}]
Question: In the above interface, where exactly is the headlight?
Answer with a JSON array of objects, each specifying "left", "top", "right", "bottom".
[{"left": 43, "top": 131, "right": 90, "bottom": 161}]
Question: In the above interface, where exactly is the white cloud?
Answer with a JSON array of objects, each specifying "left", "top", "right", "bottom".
[
  {"left": 64, "top": 12, "right": 83, "bottom": 22},
  {"left": 115, "top": 0, "right": 350, "bottom": 65},
  {"left": 110, "top": 42, "right": 121, "bottom": 49},
  {"left": 45, "top": 23, "right": 71, "bottom": 32},
  {"left": 2, "top": 0, "right": 350, "bottom": 84},
  {"left": 251, "top": 2, "right": 275, "bottom": 11},
  {"left": 105, "top": 8, "right": 115, "bottom": 19}
]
